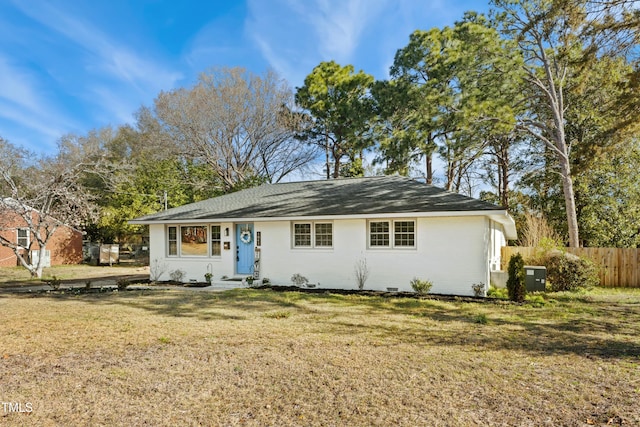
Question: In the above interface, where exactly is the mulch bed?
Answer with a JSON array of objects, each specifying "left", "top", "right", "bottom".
[{"left": 250, "top": 284, "right": 508, "bottom": 304}]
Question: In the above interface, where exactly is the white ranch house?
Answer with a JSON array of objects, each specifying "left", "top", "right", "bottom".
[{"left": 130, "top": 175, "right": 516, "bottom": 296}]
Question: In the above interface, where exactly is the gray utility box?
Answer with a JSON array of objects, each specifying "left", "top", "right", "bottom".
[{"left": 524, "top": 266, "right": 546, "bottom": 292}]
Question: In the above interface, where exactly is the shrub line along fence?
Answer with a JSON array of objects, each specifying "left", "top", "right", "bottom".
[{"left": 501, "top": 247, "right": 640, "bottom": 288}]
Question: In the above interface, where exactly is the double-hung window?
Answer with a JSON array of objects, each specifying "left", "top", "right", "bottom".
[
  {"left": 211, "top": 225, "right": 221, "bottom": 256},
  {"left": 293, "top": 222, "right": 333, "bottom": 248},
  {"left": 369, "top": 221, "right": 390, "bottom": 247},
  {"left": 167, "top": 226, "right": 178, "bottom": 256},
  {"left": 17, "top": 228, "right": 29, "bottom": 248},
  {"left": 394, "top": 221, "right": 415, "bottom": 247},
  {"left": 314, "top": 223, "right": 333, "bottom": 247},
  {"left": 369, "top": 220, "right": 416, "bottom": 248}
]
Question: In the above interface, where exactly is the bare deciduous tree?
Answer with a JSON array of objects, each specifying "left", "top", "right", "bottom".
[
  {"left": 151, "top": 67, "right": 316, "bottom": 191},
  {"left": 0, "top": 136, "right": 111, "bottom": 278}
]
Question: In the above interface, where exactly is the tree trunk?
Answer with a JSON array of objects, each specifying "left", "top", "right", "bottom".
[
  {"left": 325, "top": 130, "right": 330, "bottom": 180},
  {"left": 499, "top": 142, "right": 509, "bottom": 208},
  {"left": 425, "top": 154, "right": 433, "bottom": 185},
  {"left": 558, "top": 155, "right": 580, "bottom": 247}
]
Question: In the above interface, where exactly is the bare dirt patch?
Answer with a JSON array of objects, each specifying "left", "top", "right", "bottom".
[{"left": 1, "top": 288, "right": 639, "bottom": 426}]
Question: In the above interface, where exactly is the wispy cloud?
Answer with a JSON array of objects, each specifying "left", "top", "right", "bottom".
[
  {"left": 302, "top": 0, "right": 388, "bottom": 61},
  {"left": 11, "top": 1, "right": 181, "bottom": 93},
  {"left": 245, "top": 0, "right": 389, "bottom": 86},
  {"left": 6, "top": 0, "right": 182, "bottom": 144},
  {"left": 0, "top": 54, "right": 77, "bottom": 150},
  {"left": 246, "top": 0, "right": 489, "bottom": 86},
  {"left": 0, "top": 56, "right": 47, "bottom": 115}
]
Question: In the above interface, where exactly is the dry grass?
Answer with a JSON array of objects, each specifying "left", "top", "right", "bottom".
[
  {"left": 0, "top": 265, "right": 148, "bottom": 287},
  {"left": 1, "top": 288, "right": 639, "bottom": 426}
]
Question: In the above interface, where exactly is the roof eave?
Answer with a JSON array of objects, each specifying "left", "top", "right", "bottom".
[{"left": 129, "top": 209, "right": 511, "bottom": 225}]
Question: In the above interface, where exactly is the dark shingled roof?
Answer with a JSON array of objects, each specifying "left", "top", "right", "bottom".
[{"left": 130, "top": 175, "right": 505, "bottom": 223}]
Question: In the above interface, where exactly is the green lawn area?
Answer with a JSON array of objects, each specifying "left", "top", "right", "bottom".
[{"left": 1, "top": 287, "right": 639, "bottom": 425}]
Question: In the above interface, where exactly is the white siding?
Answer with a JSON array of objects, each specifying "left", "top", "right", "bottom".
[
  {"left": 148, "top": 216, "right": 493, "bottom": 296},
  {"left": 257, "top": 216, "right": 489, "bottom": 296},
  {"left": 148, "top": 222, "right": 235, "bottom": 282}
]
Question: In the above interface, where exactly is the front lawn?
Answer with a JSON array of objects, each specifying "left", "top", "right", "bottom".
[
  {"left": 1, "top": 288, "right": 638, "bottom": 425},
  {"left": 0, "top": 265, "right": 148, "bottom": 287}
]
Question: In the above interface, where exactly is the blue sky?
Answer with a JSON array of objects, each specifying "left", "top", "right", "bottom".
[{"left": 0, "top": 0, "right": 489, "bottom": 155}]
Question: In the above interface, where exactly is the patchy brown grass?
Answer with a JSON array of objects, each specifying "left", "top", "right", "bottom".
[
  {"left": 0, "top": 265, "right": 148, "bottom": 287},
  {"left": 1, "top": 288, "right": 639, "bottom": 426}
]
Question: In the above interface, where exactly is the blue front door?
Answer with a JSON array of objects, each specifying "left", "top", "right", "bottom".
[{"left": 236, "top": 224, "right": 254, "bottom": 275}]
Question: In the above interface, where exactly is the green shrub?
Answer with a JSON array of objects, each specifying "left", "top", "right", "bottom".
[
  {"left": 410, "top": 278, "right": 433, "bottom": 295},
  {"left": 473, "top": 313, "right": 489, "bottom": 324},
  {"left": 507, "top": 253, "right": 526, "bottom": 303},
  {"left": 536, "top": 250, "right": 599, "bottom": 292},
  {"left": 526, "top": 294, "right": 547, "bottom": 307},
  {"left": 487, "top": 285, "right": 508, "bottom": 299}
]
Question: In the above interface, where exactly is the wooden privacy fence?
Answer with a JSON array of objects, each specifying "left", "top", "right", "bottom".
[{"left": 501, "top": 247, "right": 640, "bottom": 288}]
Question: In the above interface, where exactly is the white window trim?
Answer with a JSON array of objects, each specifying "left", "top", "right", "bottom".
[
  {"left": 211, "top": 225, "right": 222, "bottom": 257},
  {"left": 17, "top": 228, "right": 30, "bottom": 249},
  {"left": 292, "top": 221, "right": 333, "bottom": 249},
  {"left": 167, "top": 226, "right": 178, "bottom": 257},
  {"left": 367, "top": 219, "right": 417, "bottom": 249},
  {"left": 166, "top": 224, "right": 223, "bottom": 258}
]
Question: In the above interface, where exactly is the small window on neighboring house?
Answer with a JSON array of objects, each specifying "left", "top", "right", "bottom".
[
  {"left": 369, "top": 221, "right": 390, "bottom": 247},
  {"left": 168, "top": 226, "right": 177, "bottom": 256},
  {"left": 293, "top": 223, "right": 312, "bottom": 247},
  {"left": 394, "top": 221, "right": 415, "bottom": 247},
  {"left": 211, "top": 225, "right": 221, "bottom": 256},
  {"left": 315, "top": 223, "right": 333, "bottom": 247},
  {"left": 17, "top": 229, "right": 29, "bottom": 248}
]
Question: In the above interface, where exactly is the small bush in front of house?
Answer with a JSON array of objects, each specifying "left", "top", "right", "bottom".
[
  {"left": 471, "top": 283, "right": 485, "bottom": 297},
  {"left": 531, "top": 250, "right": 599, "bottom": 292},
  {"left": 291, "top": 274, "right": 308, "bottom": 287},
  {"left": 487, "top": 285, "right": 508, "bottom": 299},
  {"left": 507, "top": 253, "right": 526, "bottom": 303},
  {"left": 410, "top": 278, "right": 433, "bottom": 295},
  {"left": 116, "top": 279, "right": 130, "bottom": 290},
  {"left": 204, "top": 272, "right": 213, "bottom": 284},
  {"left": 150, "top": 258, "right": 168, "bottom": 282},
  {"left": 169, "top": 269, "right": 185, "bottom": 283},
  {"left": 354, "top": 257, "right": 369, "bottom": 290},
  {"left": 45, "top": 276, "right": 62, "bottom": 290}
]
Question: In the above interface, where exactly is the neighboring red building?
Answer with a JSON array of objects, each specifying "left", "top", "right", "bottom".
[{"left": 0, "top": 210, "right": 83, "bottom": 267}]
